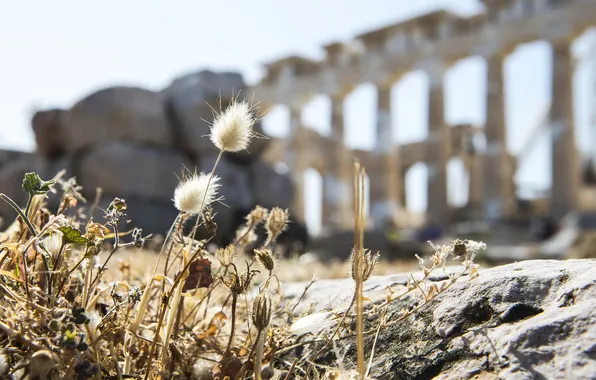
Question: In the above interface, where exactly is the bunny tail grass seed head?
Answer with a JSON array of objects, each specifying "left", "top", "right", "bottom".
[
  {"left": 210, "top": 100, "right": 258, "bottom": 152},
  {"left": 173, "top": 172, "right": 220, "bottom": 215}
]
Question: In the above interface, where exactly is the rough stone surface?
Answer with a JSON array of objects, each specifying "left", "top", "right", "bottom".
[
  {"left": 198, "top": 154, "right": 254, "bottom": 243},
  {"left": 279, "top": 260, "right": 596, "bottom": 380},
  {"left": 31, "top": 108, "right": 67, "bottom": 158},
  {"left": 63, "top": 86, "right": 173, "bottom": 152},
  {"left": 0, "top": 70, "right": 301, "bottom": 245},
  {"left": 0, "top": 153, "right": 46, "bottom": 223},
  {"left": 89, "top": 196, "right": 179, "bottom": 236},
  {"left": 77, "top": 142, "right": 191, "bottom": 200},
  {"left": 250, "top": 159, "right": 294, "bottom": 210},
  {"left": 308, "top": 229, "right": 430, "bottom": 262},
  {"left": 164, "top": 70, "right": 269, "bottom": 162}
]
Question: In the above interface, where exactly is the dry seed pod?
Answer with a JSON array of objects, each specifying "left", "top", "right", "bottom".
[
  {"left": 252, "top": 292, "right": 272, "bottom": 331},
  {"left": 266, "top": 207, "right": 289, "bottom": 239},
  {"left": 255, "top": 248, "right": 276, "bottom": 272}
]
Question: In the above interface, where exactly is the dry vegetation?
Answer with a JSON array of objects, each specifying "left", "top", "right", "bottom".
[{"left": 0, "top": 98, "right": 485, "bottom": 379}]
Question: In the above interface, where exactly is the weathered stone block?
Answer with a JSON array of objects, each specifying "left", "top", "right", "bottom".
[
  {"left": 63, "top": 86, "right": 174, "bottom": 153},
  {"left": 249, "top": 159, "right": 293, "bottom": 209},
  {"left": 31, "top": 109, "right": 66, "bottom": 158},
  {"left": 78, "top": 142, "right": 192, "bottom": 201},
  {"left": 163, "top": 70, "right": 269, "bottom": 162}
]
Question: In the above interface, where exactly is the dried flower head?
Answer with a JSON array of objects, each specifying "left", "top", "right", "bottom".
[
  {"left": 252, "top": 292, "right": 272, "bottom": 330},
  {"left": 428, "top": 241, "right": 452, "bottom": 268},
  {"left": 216, "top": 245, "right": 235, "bottom": 267},
  {"left": 221, "top": 262, "right": 259, "bottom": 295},
  {"left": 210, "top": 100, "right": 258, "bottom": 152},
  {"left": 235, "top": 224, "right": 257, "bottom": 246},
  {"left": 173, "top": 172, "right": 220, "bottom": 215},
  {"left": 350, "top": 248, "right": 380, "bottom": 282},
  {"left": 255, "top": 248, "right": 276, "bottom": 273},
  {"left": 84, "top": 219, "right": 110, "bottom": 240},
  {"left": 266, "top": 207, "right": 289, "bottom": 239},
  {"left": 247, "top": 205, "right": 269, "bottom": 226}
]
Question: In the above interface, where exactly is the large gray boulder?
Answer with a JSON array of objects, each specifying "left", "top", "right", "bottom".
[
  {"left": 278, "top": 259, "right": 596, "bottom": 379},
  {"left": 249, "top": 159, "right": 293, "bottom": 210},
  {"left": 77, "top": 142, "right": 192, "bottom": 201},
  {"left": 198, "top": 154, "right": 254, "bottom": 243},
  {"left": 163, "top": 70, "right": 269, "bottom": 162},
  {"left": 62, "top": 86, "right": 174, "bottom": 153},
  {"left": 89, "top": 196, "right": 179, "bottom": 236},
  {"left": 0, "top": 152, "right": 46, "bottom": 223},
  {"left": 31, "top": 108, "right": 67, "bottom": 158}
]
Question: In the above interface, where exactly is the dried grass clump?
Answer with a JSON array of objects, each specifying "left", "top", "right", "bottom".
[{"left": 0, "top": 98, "right": 485, "bottom": 379}]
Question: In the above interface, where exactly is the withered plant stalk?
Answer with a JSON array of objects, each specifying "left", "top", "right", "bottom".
[{"left": 353, "top": 161, "right": 366, "bottom": 379}]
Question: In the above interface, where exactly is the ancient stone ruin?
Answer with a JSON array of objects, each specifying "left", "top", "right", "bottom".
[
  {"left": 250, "top": 0, "right": 596, "bottom": 233},
  {"left": 0, "top": 70, "right": 306, "bottom": 250}
]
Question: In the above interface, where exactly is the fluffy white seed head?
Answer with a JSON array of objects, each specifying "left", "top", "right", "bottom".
[
  {"left": 173, "top": 172, "right": 220, "bottom": 215},
  {"left": 210, "top": 100, "right": 257, "bottom": 152}
]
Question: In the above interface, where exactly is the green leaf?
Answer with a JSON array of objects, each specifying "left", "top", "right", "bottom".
[
  {"left": 22, "top": 172, "right": 56, "bottom": 195},
  {"left": 58, "top": 226, "right": 88, "bottom": 245}
]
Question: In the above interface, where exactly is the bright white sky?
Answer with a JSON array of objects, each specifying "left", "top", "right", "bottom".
[{"left": 1, "top": 0, "right": 595, "bottom": 234}]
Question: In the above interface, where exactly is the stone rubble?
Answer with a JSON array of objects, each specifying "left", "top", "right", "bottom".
[{"left": 0, "top": 70, "right": 306, "bottom": 249}]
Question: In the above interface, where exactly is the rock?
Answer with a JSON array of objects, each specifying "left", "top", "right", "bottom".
[
  {"left": 249, "top": 160, "right": 293, "bottom": 210},
  {"left": 198, "top": 154, "right": 254, "bottom": 244},
  {"left": 164, "top": 70, "right": 269, "bottom": 162},
  {"left": 0, "top": 149, "right": 30, "bottom": 171},
  {"left": 0, "top": 153, "right": 46, "bottom": 224},
  {"left": 89, "top": 195, "right": 179, "bottom": 236},
  {"left": 278, "top": 259, "right": 596, "bottom": 379},
  {"left": 77, "top": 142, "right": 192, "bottom": 200},
  {"left": 308, "top": 229, "right": 429, "bottom": 262},
  {"left": 31, "top": 109, "right": 66, "bottom": 158},
  {"left": 63, "top": 86, "right": 173, "bottom": 153}
]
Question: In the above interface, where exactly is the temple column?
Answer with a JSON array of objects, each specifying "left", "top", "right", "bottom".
[
  {"left": 483, "top": 51, "right": 516, "bottom": 223},
  {"left": 370, "top": 82, "right": 401, "bottom": 227},
  {"left": 287, "top": 105, "right": 305, "bottom": 222},
  {"left": 549, "top": 37, "right": 579, "bottom": 219},
  {"left": 424, "top": 61, "right": 450, "bottom": 224},
  {"left": 324, "top": 92, "right": 352, "bottom": 230}
]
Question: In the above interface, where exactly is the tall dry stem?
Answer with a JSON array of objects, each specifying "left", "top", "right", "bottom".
[{"left": 353, "top": 161, "right": 366, "bottom": 379}]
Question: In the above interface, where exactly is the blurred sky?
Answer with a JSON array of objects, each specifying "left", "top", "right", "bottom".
[{"left": 1, "top": 0, "right": 596, "bottom": 234}]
